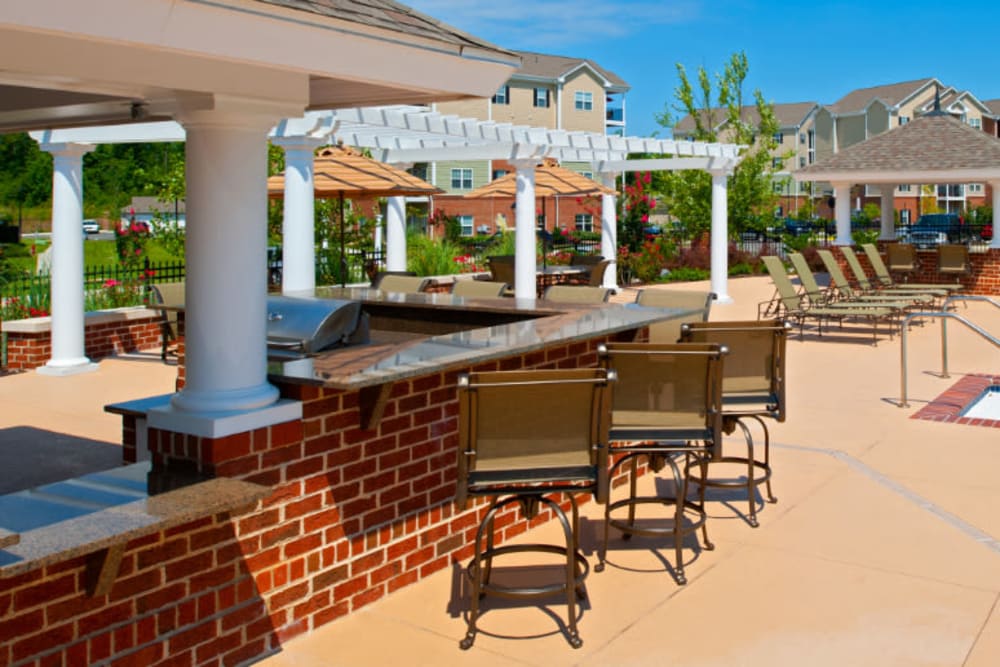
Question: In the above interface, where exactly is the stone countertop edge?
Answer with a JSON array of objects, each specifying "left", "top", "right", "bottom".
[
  {"left": 0, "top": 477, "right": 269, "bottom": 578},
  {"left": 0, "top": 528, "right": 18, "bottom": 550},
  {"left": 269, "top": 294, "right": 696, "bottom": 391}
]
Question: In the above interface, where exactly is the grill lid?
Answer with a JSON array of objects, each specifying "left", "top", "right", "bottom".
[{"left": 266, "top": 296, "right": 365, "bottom": 354}]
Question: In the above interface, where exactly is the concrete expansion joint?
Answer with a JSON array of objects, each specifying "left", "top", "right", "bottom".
[{"left": 773, "top": 441, "right": 1000, "bottom": 554}]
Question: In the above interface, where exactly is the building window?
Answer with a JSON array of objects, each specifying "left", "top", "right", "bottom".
[
  {"left": 969, "top": 183, "right": 983, "bottom": 193},
  {"left": 450, "top": 168, "right": 473, "bottom": 190},
  {"left": 492, "top": 85, "right": 510, "bottom": 105},
  {"left": 457, "top": 215, "right": 474, "bottom": 237},
  {"left": 575, "top": 214, "right": 593, "bottom": 232},
  {"left": 773, "top": 182, "right": 784, "bottom": 194},
  {"left": 492, "top": 169, "right": 508, "bottom": 180},
  {"left": 581, "top": 171, "right": 593, "bottom": 180},
  {"left": 773, "top": 132, "right": 784, "bottom": 144},
  {"left": 533, "top": 88, "right": 550, "bottom": 108},
  {"left": 899, "top": 116, "right": 909, "bottom": 126},
  {"left": 799, "top": 132, "right": 806, "bottom": 145},
  {"left": 574, "top": 91, "right": 593, "bottom": 111},
  {"left": 807, "top": 129, "right": 815, "bottom": 164},
  {"left": 772, "top": 157, "right": 783, "bottom": 169},
  {"left": 970, "top": 118, "right": 982, "bottom": 129},
  {"left": 898, "top": 184, "right": 911, "bottom": 193},
  {"left": 799, "top": 156, "right": 806, "bottom": 168},
  {"left": 900, "top": 209, "right": 911, "bottom": 224}
]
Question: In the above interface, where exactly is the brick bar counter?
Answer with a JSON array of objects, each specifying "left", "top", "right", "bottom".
[{"left": 1, "top": 289, "right": 690, "bottom": 666}]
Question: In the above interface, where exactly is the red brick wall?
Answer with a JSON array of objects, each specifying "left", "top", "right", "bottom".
[
  {"left": 2, "top": 315, "right": 162, "bottom": 371},
  {"left": 2, "top": 329, "right": 642, "bottom": 665},
  {"left": 865, "top": 245, "right": 1000, "bottom": 295}
]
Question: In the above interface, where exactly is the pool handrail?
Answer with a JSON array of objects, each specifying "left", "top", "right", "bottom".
[{"left": 900, "top": 296, "right": 1000, "bottom": 408}]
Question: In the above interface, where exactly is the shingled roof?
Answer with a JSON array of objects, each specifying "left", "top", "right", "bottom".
[
  {"left": 252, "top": 0, "right": 514, "bottom": 54},
  {"left": 983, "top": 99, "right": 1000, "bottom": 117},
  {"left": 795, "top": 112, "right": 1000, "bottom": 182},
  {"left": 511, "top": 50, "right": 629, "bottom": 90},
  {"left": 827, "top": 77, "right": 937, "bottom": 114},
  {"left": 673, "top": 101, "right": 817, "bottom": 135}
]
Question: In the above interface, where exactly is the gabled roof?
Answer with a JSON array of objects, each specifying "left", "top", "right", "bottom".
[
  {"left": 828, "top": 77, "right": 937, "bottom": 114},
  {"left": 795, "top": 112, "right": 1000, "bottom": 183},
  {"left": 673, "top": 101, "right": 817, "bottom": 135},
  {"left": 253, "top": 0, "right": 515, "bottom": 54},
  {"left": 981, "top": 99, "right": 1000, "bottom": 118},
  {"left": 510, "top": 51, "right": 629, "bottom": 90}
]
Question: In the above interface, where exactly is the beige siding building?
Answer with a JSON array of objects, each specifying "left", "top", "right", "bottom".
[{"left": 422, "top": 50, "right": 629, "bottom": 235}]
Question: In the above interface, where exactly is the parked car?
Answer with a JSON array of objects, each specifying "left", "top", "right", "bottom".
[
  {"left": 898, "top": 213, "right": 970, "bottom": 248},
  {"left": 82, "top": 219, "right": 100, "bottom": 234}
]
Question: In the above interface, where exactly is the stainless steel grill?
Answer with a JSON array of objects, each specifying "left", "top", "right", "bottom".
[{"left": 266, "top": 296, "right": 368, "bottom": 357}]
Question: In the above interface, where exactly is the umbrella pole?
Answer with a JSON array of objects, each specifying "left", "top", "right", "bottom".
[{"left": 339, "top": 192, "right": 347, "bottom": 288}]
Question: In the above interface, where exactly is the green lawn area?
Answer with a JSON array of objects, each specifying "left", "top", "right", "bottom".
[{"left": 2, "top": 238, "right": 183, "bottom": 276}]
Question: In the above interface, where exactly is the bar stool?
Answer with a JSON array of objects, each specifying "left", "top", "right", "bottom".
[
  {"left": 454, "top": 367, "right": 614, "bottom": 650},
  {"left": 679, "top": 320, "right": 789, "bottom": 527},
  {"left": 596, "top": 342, "right": 726, "bottom": 585}
]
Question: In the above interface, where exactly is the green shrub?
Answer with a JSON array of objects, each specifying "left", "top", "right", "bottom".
[
  {"left": 406, "top": 234, "right": 466, "bottom": 276},
  {"left": 662, "top": 267, "right": 709, "bottom": 282}
]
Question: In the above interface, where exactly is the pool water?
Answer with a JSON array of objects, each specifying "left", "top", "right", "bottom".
[{"left": 960, "top": 385, "right": 1000, "bottom": 420}]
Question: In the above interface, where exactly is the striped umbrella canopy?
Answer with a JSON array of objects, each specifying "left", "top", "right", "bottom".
[{"left": 268, "top": 144, "right": 442, "bottom": 285}]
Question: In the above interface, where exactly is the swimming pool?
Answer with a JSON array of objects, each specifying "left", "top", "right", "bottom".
[{"left": 960, "top": 385, "right": 1000, "bottom": 420}]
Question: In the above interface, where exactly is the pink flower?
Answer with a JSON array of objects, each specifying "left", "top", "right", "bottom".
[
  {"left": 104, "top": 279, "right": 120, "bottom": 288},
  {"left": 641, "top": 214, "right": 649, "bottom": 223}
]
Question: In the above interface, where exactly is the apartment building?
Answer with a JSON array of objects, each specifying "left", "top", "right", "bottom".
[
  {"left": 419, "top": 50, "right": 629, "bottom": 236},
  {"left": 674, "top": 78, "right": 1000, "bottom": 222}
]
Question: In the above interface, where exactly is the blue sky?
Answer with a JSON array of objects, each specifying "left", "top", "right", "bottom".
[{"left": 406, "top": 0, "right": 999, "bottom": 138}]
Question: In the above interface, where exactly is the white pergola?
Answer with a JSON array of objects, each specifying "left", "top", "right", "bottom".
[{"left": 34, "top": 106, "right": 743, "bottom": 310}]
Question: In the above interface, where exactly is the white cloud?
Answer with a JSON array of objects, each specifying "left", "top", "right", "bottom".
[{"left": 405, "top": 0, "right": 701, "bottom": 49}]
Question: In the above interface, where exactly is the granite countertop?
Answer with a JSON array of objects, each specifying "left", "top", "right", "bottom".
[
  {"left": 268, "top": 287, "right": 699, "bottom": 389},
  {"left": 0, "top": 462, "right": 268, "bottom": 577}
]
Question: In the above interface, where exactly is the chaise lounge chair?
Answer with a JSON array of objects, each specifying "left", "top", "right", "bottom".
[
  {"left": 760, "top": 256, "right": 896, "bottom": 343},
  {"left": 813, "top": 250, "right": 933, "bottom": 310},
  {"left": 840, "top": 246, "right": 948, "bottom": 302},
  {"left": 861, "top": 243, "right": 962, "bottom": 293}
]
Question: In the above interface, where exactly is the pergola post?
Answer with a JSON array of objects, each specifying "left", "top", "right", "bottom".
[
  {"left": 832, "top": 181, "right": 852, "bottom": 246},
  {"left": 385, "top": 196, "right": 408, "bottom": 272},
  {"left": 510, "top": 160, "right": 538, "bottom": 300},
  {"left": 37, "top": 142, "right": 98, "bottom": 376},
  {"left": 272, "top": 136, "right": 325, "bottom": 294},
  {"left": 599, "top": 171, "right": 618, "bottom": 290},
  {"left": 168, "top": 100, "right": 297, "bottom": 417},
  {"left": 880, "top": 185, "right": 896, "bottom": 241},
  {"left": 709, "top": 170, "right": 732, "bottom": 304}
]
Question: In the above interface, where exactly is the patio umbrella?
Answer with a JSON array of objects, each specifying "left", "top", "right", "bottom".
[
  {"left": 267, "top": 144, "right": 443, "bottom": 286},
  {"left": 464, "top": 158, "right": 615, "bottom": 269}
]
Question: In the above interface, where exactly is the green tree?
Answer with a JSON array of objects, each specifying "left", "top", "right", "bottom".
[{"left": 655, "top": 51, "right": 784, "bottom": 238}]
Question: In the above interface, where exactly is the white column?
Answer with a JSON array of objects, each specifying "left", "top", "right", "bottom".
[
  {"left": 833, "top": 182, "right": 852, "bottom": 246},
  {"left": 170, "top": 105, "right": 286, "bottom": 414},
  {"left": 991, "top": 181, "right": 1000, "bottom": 249},
  {"left": 385, "top": 196, "right": 407, "bottom": 272},
  {"left": 373, "top": 213, "right": 384, "bottom": 262},
  {"left": 273, "top": 136, "right": 324, "bottom": 295},
  {"left": 880, "top": 185, "right": 896, "bottom": 240},
  {"left": 37, "top": 142, "right": 98, "bottom": 376},
  {"left": 709, "top": 170, "right": 732, "bottom": 304},
  {"left": 511, "top": 160, "right": 538, "bottom": 300},
  {"left": 599, "top": 171, "right": 618, "bottom": 290}
]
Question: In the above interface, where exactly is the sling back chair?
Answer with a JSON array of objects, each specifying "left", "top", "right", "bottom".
[
  {"left": 149, "top": 282, "right": 185, "bottom": 362},
  {"left": 840, "top": 246, "right": 947, "bottom": 302},
  {"left": 486, "top": 255, "right": 516, "bottom": 296},
  {"left": 679, "top": 320, "right": 790, "bottom": 527},
  {"left": 760, "top": 256, "right": 895, "bottom": 343},
  {"left": 886, "top": 242, "right": 919, "bottom": 280},
  {"left": 634, "top": 289, "right": 715, "bottom": 344},
  {"left": 455, "top": 368, "right": 614, "bottom": 650},
  {"left": 374, "top": 274, "right": 431, "bottom": 294},
  {"left": 861, "top": 242, "right": 961, "bottom": 293},
  {"left": 596, "top": 342, "right": 726, "bottom": 585},
  {"left": 814, "top": 249, "right": 932, "bottom": 309},
  {"left": 542, "top": 284, "right": 612, "bottom": 304},
  {"left": 936, "top": 244, "right": 972, "bottom": 279},
  {"left": 451, "top": 279, "right": 508, "bottom": 298}
]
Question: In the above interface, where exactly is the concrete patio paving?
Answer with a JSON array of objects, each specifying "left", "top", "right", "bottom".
[{"left": 1, "top": 276, "right": 998, "bottom": 665}]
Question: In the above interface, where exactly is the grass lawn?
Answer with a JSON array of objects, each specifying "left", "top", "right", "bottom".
[{"left": 2, "top": 239, "right": 183, "bottom": 276}]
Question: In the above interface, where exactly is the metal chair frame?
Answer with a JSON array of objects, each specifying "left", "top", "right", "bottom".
[
  {"left": 679, "top": 320, "right": 790, "bottom": 527},
  {"left": 455, "top": 368, "right": 613, "bottom": 650},
  {"left": 596, "top": 342, "right": 726, "bottom": 585}
]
